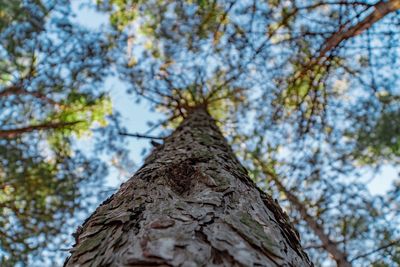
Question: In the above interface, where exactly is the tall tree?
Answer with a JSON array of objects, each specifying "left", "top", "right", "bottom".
[
  {"left": 65, "top": 105, "right": 312, "bottom": 266},
  {"left": 94, "top": 0, "right": 400, "bottom": 266},
  {"left": 2, "top": 0, "right": 395, "bottom": 265}
]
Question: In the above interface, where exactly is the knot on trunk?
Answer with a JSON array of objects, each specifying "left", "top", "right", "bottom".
[
  {"left": 165, "top": 155, "right": 214, "bottom": 195},
  {"left": 165, "top": 160, "right": 196, "bottom": 195}
]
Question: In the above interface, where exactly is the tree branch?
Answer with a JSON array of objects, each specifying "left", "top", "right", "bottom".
[
  {"left": 291, "top": 0, "right": 400, "bottom": 85},
  {"left": 0, "top": 121, "right": 82, "bottom": 138},
  {"left": 0, "top": 85, "right": 60, "bottom": 106},
  {"left": 350, "top": 238, "right": 400, "bottom": 262},
  {"left": 118, "top": 132, "right": 164, "bottom": 140},
  {"left": 319, "top": 0, "right": 400, "bottom": 58}
]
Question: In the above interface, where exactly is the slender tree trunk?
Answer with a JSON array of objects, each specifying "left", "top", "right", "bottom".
[
  {"left": 256, "top": 161, "right": 351, "bottom": 267},
  {"left": 65, "top": 106, "right": 312, "bottom": 266}
]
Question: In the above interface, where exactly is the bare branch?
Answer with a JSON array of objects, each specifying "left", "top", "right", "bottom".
[
  {"left": 118, "top": 132, "right": 164, "bottom": 140},
  {"left": 350, "top": 238, "right": 400, "bottom": 262}
]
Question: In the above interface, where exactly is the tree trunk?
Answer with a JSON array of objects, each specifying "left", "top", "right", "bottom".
[{"left": 64, "top": 106, "right": 313, "bottom": 266}]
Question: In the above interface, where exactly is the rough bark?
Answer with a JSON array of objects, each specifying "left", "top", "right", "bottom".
[{"left": 65, "top": 106, "right": 313, "bottom": 267}]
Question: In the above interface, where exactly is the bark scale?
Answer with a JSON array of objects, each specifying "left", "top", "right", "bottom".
[{"left": 65, "top": 107, "right": 313, "bottom": 266}]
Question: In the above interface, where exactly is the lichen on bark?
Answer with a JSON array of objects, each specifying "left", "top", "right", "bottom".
[{"left": 65, "top": 106, "right": 313, "bottom": 266}]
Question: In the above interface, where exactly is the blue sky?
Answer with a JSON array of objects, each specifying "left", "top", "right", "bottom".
[{"left": 71, "top": 1, "right": 163, "bottom": 186}]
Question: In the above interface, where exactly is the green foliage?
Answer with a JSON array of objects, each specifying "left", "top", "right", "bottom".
[
  {"left": 351, "top": 101, "right": 400, "bottom": 165},
  {"left": 51, "top": 93, "right": 112, "bottom": 137},
  {"left": 0, "top": 0, "right": 45, "bottom": 32},
  {"left": 0, "top": 140, "right": 105, "bottom": 265},
  {"left": 278, "top": 43, "right": 343, "bottom": 121},
  {"left": 97, "top": 0, "right": 228, "bottom": 52},
  {"left": 282, "top": 62, "right": 328, "bottom": 110}
]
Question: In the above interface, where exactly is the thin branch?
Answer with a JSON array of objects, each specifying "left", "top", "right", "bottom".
[
  {"left": 118, "top": 132, "right": 164, "bottom": 140},
  {"left": 289, "top": 0, "right": 400, "bottom": 86},
  {"left": 350, "top": 238, "right": 400, "bottom": 262}
]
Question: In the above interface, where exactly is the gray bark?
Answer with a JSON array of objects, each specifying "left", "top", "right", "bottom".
[{"left": 65, "top": 106, "right": 313, "bottom": 266}]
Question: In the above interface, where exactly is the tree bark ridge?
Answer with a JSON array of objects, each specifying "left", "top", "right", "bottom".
[{"left": 65, "top": 106, "right": 312, "bottom": 266}]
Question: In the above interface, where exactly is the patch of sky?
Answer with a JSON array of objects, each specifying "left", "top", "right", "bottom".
[{"left": 70, "top": 0, "right": 164, "bottom": 191}]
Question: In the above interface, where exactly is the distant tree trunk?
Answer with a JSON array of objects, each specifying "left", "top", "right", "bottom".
[
  {"left": 64, "top": 106, "right": 313, "bottom": 266},
  {"left": 256, "top": 160, "right": 352, "bottom": 267}
]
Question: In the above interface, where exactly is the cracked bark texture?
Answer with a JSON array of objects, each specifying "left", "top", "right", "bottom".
[{"left": 65, "top": 107, "right": 313, "bottom": 267}]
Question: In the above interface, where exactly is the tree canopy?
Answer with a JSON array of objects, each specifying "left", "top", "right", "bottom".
[{"left": 1, "top": 0, "right": 399, "bottom": 266}]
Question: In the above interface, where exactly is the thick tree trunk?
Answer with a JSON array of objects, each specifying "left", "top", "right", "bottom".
[{"left": 65, "top": 106, "right": 312, "bottom": 266}]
